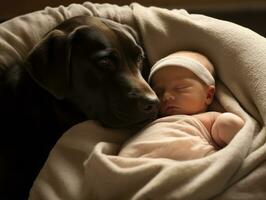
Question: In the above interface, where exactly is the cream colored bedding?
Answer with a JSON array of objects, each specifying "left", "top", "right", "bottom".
[{"left": 1, "top": 2, "right": 266, "bottom": 200}]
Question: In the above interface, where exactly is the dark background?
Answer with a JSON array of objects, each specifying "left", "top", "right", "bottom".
[{"left": 1, "top": 0, "right": 266, "bottom": 37}]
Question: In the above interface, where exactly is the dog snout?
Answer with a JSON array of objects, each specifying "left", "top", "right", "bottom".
[
  {"left": 138, "top": 97, "right": 160, "bottom": 114},
  {"left": 128, "top": 90, "right": 159, "bottom": 114}
]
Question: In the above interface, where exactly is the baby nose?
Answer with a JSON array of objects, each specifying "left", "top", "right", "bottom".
[{"left": 162, "top": 91, "right": 175, "bottom": 102}]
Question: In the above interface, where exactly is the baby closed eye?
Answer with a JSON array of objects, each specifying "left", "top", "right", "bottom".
[{"left": 174, "top": 85, "right": 190, "bottom": 92}]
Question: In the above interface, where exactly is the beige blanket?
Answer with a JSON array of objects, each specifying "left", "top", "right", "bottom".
[{"left": 1, "top": 2, "right": 266, "bottom": 200}]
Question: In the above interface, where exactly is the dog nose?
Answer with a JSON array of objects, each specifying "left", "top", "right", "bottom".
[
  {"left": 138, "top": 97, "right": 160, "bottom": 114},
  {"left": 128, "top": 90, "right": 159, "bottom": 114}
]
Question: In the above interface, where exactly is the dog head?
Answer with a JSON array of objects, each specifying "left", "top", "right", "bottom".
[{"left": 25, "top": 16, "right": 159, "bottom": 129}]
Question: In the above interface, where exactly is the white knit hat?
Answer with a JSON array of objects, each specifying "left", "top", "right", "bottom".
[{"left": 148, "top": 55, "right": 215, "bottom": 85}]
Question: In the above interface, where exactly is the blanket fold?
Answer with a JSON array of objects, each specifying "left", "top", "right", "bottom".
[{"left": 1, "top": 2, "right": 266, "bottom": 200}]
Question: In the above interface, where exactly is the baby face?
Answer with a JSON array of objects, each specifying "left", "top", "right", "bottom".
[{"left": 150, "top": 66, "right": 212, "bottom": 117}]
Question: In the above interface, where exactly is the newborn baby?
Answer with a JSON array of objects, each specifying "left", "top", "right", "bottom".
[{"left": 118, "top": 51, "right": 244, "bottom": 160}]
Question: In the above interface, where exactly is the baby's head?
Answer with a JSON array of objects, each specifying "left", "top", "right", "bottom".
[{"left": 149, "top": 51, "right": 215, "bottom": 117}]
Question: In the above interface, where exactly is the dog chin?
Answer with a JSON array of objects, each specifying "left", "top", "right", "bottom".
[{"left": 99, "top": 114, "right": 157, "bottom": 130}]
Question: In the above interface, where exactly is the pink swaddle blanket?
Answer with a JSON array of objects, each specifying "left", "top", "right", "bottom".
[{"left": 119, "top": 115, "right": 218, "bottom": 160}]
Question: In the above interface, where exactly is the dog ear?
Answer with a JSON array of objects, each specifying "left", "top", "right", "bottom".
[{"left": 25, "top": 29, "right": 71, "bottom": 100}]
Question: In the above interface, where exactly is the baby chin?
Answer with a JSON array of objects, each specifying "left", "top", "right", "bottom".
[{"left": 161, "top": 107, "right": 183, "bottom": 116}]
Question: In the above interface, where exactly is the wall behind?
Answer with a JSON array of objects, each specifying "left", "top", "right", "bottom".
[
  {"left": 1, "top": 0, "right": 266, "bottom": 37},
  {"left": 1, "top": 0, "right": 266, "bottom": 18}
]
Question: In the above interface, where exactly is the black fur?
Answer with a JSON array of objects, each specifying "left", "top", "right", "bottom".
[{"left": 0, "top": 16, "right": 159, "bottom": 199}]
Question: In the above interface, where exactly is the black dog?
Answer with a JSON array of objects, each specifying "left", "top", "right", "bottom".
[{"left": 0, "top": 16, "right": 159, "bottom": 199}]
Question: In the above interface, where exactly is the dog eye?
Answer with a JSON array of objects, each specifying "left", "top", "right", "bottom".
[
  {"left": 137, "top": 54, "right": 144, "bottom": 63},
  {"left": 136, "top": 54, "right": 144, "bottom": 70},
  {"left": 97, "top": 57, "right": 116, "bottom": 71}
]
